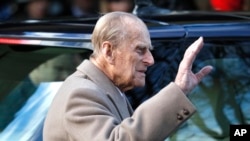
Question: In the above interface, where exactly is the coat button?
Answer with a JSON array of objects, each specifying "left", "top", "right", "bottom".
[
  {"left": 183, "top": 109, "right": 190, "bottom": 115},
  {"left": 177, "top": 114, "right": 183, "bottom": 120}
]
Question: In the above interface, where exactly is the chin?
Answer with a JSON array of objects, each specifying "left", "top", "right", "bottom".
[{"left": 134, "top": 81, "right": 145, "bottom": 87}]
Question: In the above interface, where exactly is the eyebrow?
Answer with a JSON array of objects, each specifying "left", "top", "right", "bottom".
[{"left": 137, "top": 44, "right": 153, "bottom": 51}]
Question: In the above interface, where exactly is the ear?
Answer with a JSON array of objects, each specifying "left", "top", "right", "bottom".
[{"left": 101, "top": 41, "right": 115, "bottom": 64}]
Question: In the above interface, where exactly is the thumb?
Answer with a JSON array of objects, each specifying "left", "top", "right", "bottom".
[{"left": 195, "top": 65, "right": 213, "bottom": 82}]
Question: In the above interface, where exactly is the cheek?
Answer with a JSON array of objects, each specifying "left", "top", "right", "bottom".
[
  {"left": 116, "top": 55, "right": 136, "bottom": 77},
  {"left": 125, "top": 59, "right": 142, "bottom": 84},
  {"left": 125, "top": 56, "right": 137, "bottom": 72}
]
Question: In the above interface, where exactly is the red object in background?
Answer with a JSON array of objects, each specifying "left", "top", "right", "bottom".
[{"left": 210, "top": 0, "right": 244, "bottom": 11}]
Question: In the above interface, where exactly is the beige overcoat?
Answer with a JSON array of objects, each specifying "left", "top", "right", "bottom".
[{"left": 43, "top": 60, "right": 196, "bottom": 141}]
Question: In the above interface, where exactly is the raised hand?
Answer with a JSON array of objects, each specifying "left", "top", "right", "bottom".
[{"left": 174, "top": 37, "right": 213, "bottom": 95}]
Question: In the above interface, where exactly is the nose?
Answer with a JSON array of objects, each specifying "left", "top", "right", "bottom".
[{"left": 143, "top": 50, "right": 154, "bottom": 66}]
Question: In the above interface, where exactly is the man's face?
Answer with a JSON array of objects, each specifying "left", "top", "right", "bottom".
[{"left": 113, "top": 27, "right": 154, "bottom": 91}]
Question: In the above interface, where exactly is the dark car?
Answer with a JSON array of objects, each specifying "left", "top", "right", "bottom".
[{"left": 0, "top": 11, "right": 250, "bottom": 141}]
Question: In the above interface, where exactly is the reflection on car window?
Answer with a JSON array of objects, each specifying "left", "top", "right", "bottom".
[
  {"left": 0, "top": 53, "right": 84, "bottom": 140},
  {"left": 178, "top": 41, "right": 250, "bottom": 141},
  {"left": 127, "top": 40, "right": 250, "bottom": 141},
  {"left": 29, "top": 53, "right": 83, "bottom": 86},
  {"left": 0, "top": 82, "right": 62, "bottom": 141},
  {"left": 0, "top": 77, "right": 36, "bottom": 132},
  {"left": 0, "top": 39, "right": 250, "bottom": 141}
]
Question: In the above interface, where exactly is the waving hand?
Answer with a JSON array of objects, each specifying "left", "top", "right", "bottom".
[{"left": 174, "top": 37, "right": 213, "bottom": 95}]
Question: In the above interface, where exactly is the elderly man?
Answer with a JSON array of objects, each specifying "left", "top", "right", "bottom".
[{"left": 43, "top": 11, "right": 212, "bottom": 141}]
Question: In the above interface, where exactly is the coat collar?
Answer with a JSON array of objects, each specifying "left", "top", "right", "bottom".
[
  {"left": 76, "top": 60, "right": 133, "bottom": 119},
  {"left": 77, "top": 59, "right": 117, "bottom": 95}
]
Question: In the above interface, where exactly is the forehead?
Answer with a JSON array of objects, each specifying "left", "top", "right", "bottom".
[
  {"left": 124, "top": 17, "right": 150, "bottom": 35},
  {"left": 127, "top": 24, "right": 152, "bottom": 48},
  {"left": 109, "top": 13, "right": 152, "bottom": 48}
]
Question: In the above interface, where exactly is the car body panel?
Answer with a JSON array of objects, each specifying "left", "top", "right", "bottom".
[{"left": 0, "top": 11, "right": 250, "bottom": 141}]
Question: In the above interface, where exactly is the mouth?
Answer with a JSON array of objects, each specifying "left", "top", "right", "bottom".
[{"left": 137, "top": 70, "right": 146, "bottom": 76}]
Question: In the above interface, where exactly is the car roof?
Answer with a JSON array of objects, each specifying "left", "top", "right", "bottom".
[{"left": 0, "top": 11, "right": 249, "bottom": 47}]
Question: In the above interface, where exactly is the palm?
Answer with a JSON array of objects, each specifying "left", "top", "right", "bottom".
[{"left": 174, "top": 37, "right": 213, "bottom": 95}]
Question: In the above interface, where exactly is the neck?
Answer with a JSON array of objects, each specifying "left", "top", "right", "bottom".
[
  {"left": 90, "top": 57, "right": 133, "bottom": 92},
  {"left": 90, "top": 57, "right": 114, "bottom": 82}
]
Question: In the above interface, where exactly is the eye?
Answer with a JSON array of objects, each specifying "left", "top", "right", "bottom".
[
  {"left": 136, "top": 48, "right": 143, "bottom": 54},
  {"left": 136, "top": 47, "right": 146, "bottom": 55}
]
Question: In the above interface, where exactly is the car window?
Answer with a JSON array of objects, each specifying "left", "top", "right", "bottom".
[
  {"left": 0, "top": 44, "right": 91, "bottom": 140},
  {"left": 176, "top": 40, "right": 250, "bottom": 141},
  {"left": 0, "top": 82, "right": 62, "bottom": 141},
  {"left": 0, "top": 21, "right": 250, "bottom": 141},
  {"left": 127, "top": 39, "right": 250, "bottom": 141}
]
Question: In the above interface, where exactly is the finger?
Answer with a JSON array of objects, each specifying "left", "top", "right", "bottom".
[
  {"left": 181, "top": 37, "right": 204, "bottom": 70},
  {"left": 195, "top": 65, "right": 213, "bottom": 82}
]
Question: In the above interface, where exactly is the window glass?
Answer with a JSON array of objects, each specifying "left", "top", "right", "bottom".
[
  {"left": 127, "top": 39, "right": 250, "bottom": 141},
  {"left": 1, "top": 39, "right": 249, "bottom": 140},
  {"left": 171, "top": 40, "right": 250, "bottom": 141},
  {"left": 0, "top": 50, "right": 90, "bottom": 140}
]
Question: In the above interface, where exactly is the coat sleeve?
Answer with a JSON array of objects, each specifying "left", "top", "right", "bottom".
[{"left": 64, "top": 82, "right": 196, "bottom": 141}]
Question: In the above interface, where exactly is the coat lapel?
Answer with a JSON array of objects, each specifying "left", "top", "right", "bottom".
[{"left": 76, "top": 60, "right": 133, "bottom": 120}]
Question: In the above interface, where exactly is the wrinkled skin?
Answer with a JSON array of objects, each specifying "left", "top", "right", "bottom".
[{"left": 174, "top": 37, "right": 213, "bottom": 94}]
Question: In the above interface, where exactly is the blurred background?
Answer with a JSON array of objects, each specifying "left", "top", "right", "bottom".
[
  {"left": 1, "top": 0, "right": 250, "bottom": 21},
  {"left": 0, "top": 0, "right": 250, "bottom": 141}
]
